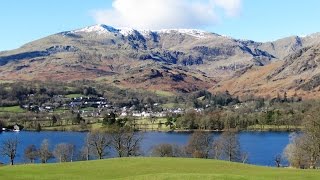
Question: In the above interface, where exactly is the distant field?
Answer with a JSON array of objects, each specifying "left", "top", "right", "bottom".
[
  {"left": 0, "top": 80, "right": 13, "bottom": 83},
  {"left": 40, "top": 117, "right": 171, "bottom": 131},
  {"left": 65, "top": 94, "right": 85, "bottom": 98},
  {"left": 0, "top": 106, "right": 26, "bottom": 113},
  {"left": 161, "top": 103, "right": 184, "bottom": 109},
  {"left": 53, "top": 107, "right": 69, "bottom": 113},
  {"left": 135, "top": 117, "right": 171, "bottom": 131},
  {"left": 90, "top": 122, "right": 103, "bottom": 130},
  {"left": 80, "top": 107, "right": 96, "bottom": 111},
  {"left": 247, "top": 125, "right": 302, "bottom": 131},
  {"left": 42, "top": 122, "right": 103, "bottom": 131},
  {"left": 154, "top": 90, "right": 175, "bottom": 97},
  {"left": 0, "top": 158, "right": 319, "bottom": 180}
]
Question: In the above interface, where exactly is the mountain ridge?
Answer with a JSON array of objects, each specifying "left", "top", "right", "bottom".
[
  {"left": 71, "top": 24, "right": 219, "bottom": 38},
  {"left": 1, "top": 24, "right": 320, "bottom": 98}
]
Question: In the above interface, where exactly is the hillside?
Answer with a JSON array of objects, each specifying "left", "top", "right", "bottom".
[
  {"left": 213, "top": 44, "right": 320, "bottom": 99},
  {"left": 1, "top": 24, "right": 320, "bottom": 98},
  {"left": 0, "top": 158, "right": 319, "bottom": 180}
]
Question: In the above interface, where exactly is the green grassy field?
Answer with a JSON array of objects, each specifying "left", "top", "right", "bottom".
[
  {"left": 0, "top": 106, "right": 26, "bottom": 113},
  {"left": 80, "top": 107, "right": 96, "bottom": 111},
  {"left": 0, "top": 158, "right": 319, "bottom": 180},
  {"left": 161, "top": 103, "right": 185, "bottom": 109},
  {"left": 154, "top": 90, "right": 175, "bottom": 97},
  {"left": 247, "top": 125, "right": 302, "bottom": 131},
  {"left": 65, "top": 94, "right": 85, "bottom": 98},
  {"left": 134, "top": 117, "right": 171, "bottom": 131},
  {"left": 0, "top": 80, "right": 13, "bottom": 83}
]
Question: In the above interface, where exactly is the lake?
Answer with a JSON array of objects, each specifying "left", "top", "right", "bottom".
[{"left": 0, "top": 131, "right": 291, "bottom": 166}]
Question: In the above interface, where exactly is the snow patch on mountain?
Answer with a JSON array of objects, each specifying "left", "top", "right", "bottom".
[
  {"left": 302, "top": 32, "right": 320, "bottom": 39},
  {"left": 156, "top": 29, "right": 208, "bottom": 39},
  {"left": 119, "top": 28, "right": 136, "bottom": 36},
  {"left": 73, "top": 24, "right": 119, "bottom": 35},
  {"left": 73, "top": 24, "right": 215, "bottom": 39}
]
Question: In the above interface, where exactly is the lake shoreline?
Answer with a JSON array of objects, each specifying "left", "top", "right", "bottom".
[
  {"left": 19, "top": 127, "right": 301, "bottom": 133},
  {"left": 0, "top": 131, "right": 291, "bottom": 166}
]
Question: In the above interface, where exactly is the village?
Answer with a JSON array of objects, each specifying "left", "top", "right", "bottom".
[
  {"left": 3, "top": 93, "right": 203, "bottom": 131},
  {"left": 20, "top": 95, "right": 189, "bottom": 117}
]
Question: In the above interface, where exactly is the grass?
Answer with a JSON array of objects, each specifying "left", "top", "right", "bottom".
[
  {"left": 65, "top": 94, "right": 85, "bottom": 98},
  {"left": 65, "top": 86, "right": 79, "bottom": 92},
  {"left": 247, "top": 125, "right": 302, "bottom": 131},
  {"left": 161, "top": 103, "right": 185, "bottom": 109},
  {"left": 80, "top": 107, "right": 96, "bottom": 111},
  {"left": 42, "top": 117, "right": 171, "bottom": 131},
  {"left": 154, "top": 90, "right": 175, "bottom": 97},
  {"left": 0, "top": 158, "right": 320, "bottom": 180},
  {"left": 0, "top": 106, "right": 26, "bottom": 113},
  {"left": 161, "top": 103, "right": 176, "bottom": 108},
  {"left": 90, "top": 122, "right": 103, "bottom": 130},
  {"left": 134, "top": 117, "right": 171, "bottom": 131},
  {"left": 42, "top": 125, "right": 82, "bottom": 131},
  {"left": 53, "top": 107, "right": 69, "bottom": 113},
  {"left": 0, "top": 80, "right": 14, "bottom": 83},
  {"left": 42, "top": 121, "right": 103, "bottom": 131}
]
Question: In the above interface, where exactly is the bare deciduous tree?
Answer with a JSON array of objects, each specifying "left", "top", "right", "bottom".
[
  {"left": 241, "top": 152, "right": 249, "bottom": 164},
  {"left": 0, "top": 137, "right": 19, "bottom": 165},
  {"left": 151, "top": 143, "right": 184, "bottom": 157},
  {"left": 108, "top": 126, "right": 143, "bottom": 157},
  {"left": 79, "top": 134, "right": 90, "bottom": 161},
  {"left": 283, "top": 105, "right": 320, "bottom": 169},
  {"left": 69, "top": 144, "right": 76, "bottom": 162},
  {"left": 284, "top": 133, "right": 309, "bottom": 169},
  {"left": 88, "top": 130, "right": 110, "bottom": 159},
  {"left": 39, "top": 139, "right": 53, "bottom": 163},
  {"left": 185, "top": 131, "right": 213, "bottom": 158},
  {"left": 24, "top": 144, "right": 38, "bottom": 163},
  {"left": 53, "top": 143, "right": 75, "bottom": 163},
  {"left": 215, "top": 131, "right": 242, "bottom": 162},
  {"left": 302, "top": 112, "right": 320, "bottom": 169}
]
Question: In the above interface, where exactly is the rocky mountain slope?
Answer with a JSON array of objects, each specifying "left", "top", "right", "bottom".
[
  {"left": 213, "top": 44, "right": 320, "bottom": 99},
  {"left": 1, "top": 24, "right": 320, "bottom": 98}
]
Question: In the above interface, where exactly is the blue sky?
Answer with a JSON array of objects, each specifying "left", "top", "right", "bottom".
[{"left": 1, "top": 0, "right": 320, "bottom": 51}]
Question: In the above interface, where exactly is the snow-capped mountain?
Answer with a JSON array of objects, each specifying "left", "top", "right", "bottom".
[
  {"left": 72, "top": 24, "right": 215, "bottom": 39},
  {"left": 73, "top": 24, "right": 119, "bottom": 35},
  {"left": 1, "top": 24, "right": 320, "bottom": 98}
]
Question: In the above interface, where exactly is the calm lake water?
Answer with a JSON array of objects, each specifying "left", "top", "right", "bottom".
[{"left": 0, "top": 131, "right": 291, "bottom": 166}]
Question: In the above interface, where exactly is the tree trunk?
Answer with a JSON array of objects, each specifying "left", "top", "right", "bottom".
[
  {"left": 86, "top": 147, "right": 89, "bottom": 161},
  {"left": 310, "top": 156, "right": 316, "bottom": 169}
]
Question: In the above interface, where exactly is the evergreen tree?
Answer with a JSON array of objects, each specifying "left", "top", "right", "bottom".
[{"left": 102, "top": 112, "right": 116, "bottom": 126}]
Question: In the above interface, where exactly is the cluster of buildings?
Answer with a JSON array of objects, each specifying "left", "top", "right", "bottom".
[
  {"left": 69, "top": 97, "right": 108, "bottom": 108},
  {"left": 21, "top": 95, "right": 188, "bottom": 119}
]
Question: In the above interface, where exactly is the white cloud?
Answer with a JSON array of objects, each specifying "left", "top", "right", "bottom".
[
  {"left": 91, "top": 0, "right": 242, "bottom": 30},
  {"left": 212, "top": 0, "right": 242, "bottom": 17}
]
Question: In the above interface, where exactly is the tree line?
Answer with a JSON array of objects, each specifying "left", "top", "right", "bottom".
[
  {"left": 0, "top": 128, "right": 246, "bottom": 165},
  {"left": 151, "top": 131, "right": 247, "bottom": 163},
  {"left": 173, "top": 100, "right": 311, "bottom": 131},
  {"left": 0, "top": 126, "right": 142, "bottom": 165}
]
